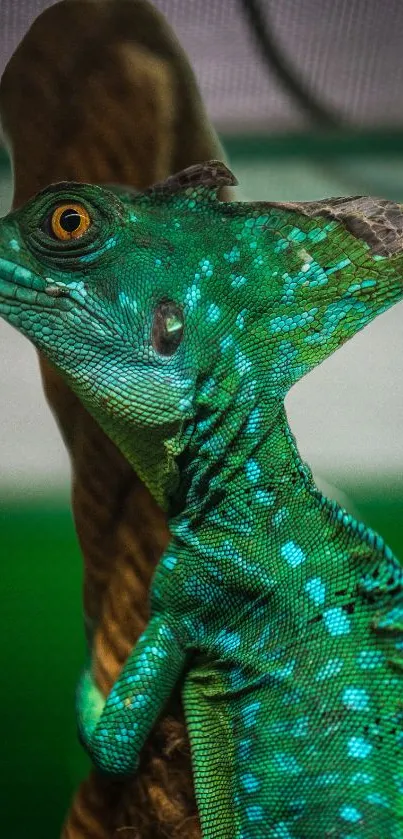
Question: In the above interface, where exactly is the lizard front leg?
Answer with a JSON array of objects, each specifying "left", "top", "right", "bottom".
[{"left": 76, "top": 613, "right": 189, "bottom": 776}]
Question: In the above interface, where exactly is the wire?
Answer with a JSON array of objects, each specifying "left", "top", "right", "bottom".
[
  {"left": 238, "top": 0, "right": 343, "bottom": 128},
  {"left": 238, "top": 0, "right": 403, "bottom": 199}
]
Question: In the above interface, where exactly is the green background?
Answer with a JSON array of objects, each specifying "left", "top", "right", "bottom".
[{"left": 1, "top": 488, "right": 403, "bottom": 835}]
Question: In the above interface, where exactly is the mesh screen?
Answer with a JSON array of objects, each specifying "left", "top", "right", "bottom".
[{"left": 1, "top": 0, "right": 403, "bottom": 132}]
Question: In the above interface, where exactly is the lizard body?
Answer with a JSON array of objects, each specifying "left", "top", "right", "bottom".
[{"left": 0, "top": 161, "right": 402, "bottom": 837}]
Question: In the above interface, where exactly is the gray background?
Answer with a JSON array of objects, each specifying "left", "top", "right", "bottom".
[{"left": 2, "top": 0, "right": 403, "bottom": 131}]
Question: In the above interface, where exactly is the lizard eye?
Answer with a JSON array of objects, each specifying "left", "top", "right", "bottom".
[
  {"left": 152, "top": 301, "right": 184, "bottom": 356},
  {"left": 48, "top": 203, "right": 91, "bottom": 241}
]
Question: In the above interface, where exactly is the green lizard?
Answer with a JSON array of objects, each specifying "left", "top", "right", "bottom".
[{"left": 0, "top": 160, "right": 402, "bottom": 837}]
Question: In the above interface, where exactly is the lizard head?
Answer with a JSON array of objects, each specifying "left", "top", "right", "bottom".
[{"left": 0, "top": 161, "right": 402, "bottom": 509}]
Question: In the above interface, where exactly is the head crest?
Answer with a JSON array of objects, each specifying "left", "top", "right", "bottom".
[
  {"left": 269, "top": 195, "right": 403, "bottom": 257},
  {"left": 142, "top": 160, "right": 238, "bottom": 202}
]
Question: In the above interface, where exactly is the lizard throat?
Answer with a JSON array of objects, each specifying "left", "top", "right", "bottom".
[{"left": 169, "top": 401, "right": 316, "bottom": 534}]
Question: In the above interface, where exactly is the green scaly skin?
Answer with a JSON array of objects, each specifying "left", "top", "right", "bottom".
[{"left": 0, "top": 161, "right": 402, "bottom": 838}]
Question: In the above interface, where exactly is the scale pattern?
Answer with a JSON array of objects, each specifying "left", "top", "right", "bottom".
[{"left": 0, "top": 161, "right": 402, "bottom": 838}]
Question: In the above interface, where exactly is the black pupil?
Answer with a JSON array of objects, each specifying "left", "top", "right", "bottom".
[
  {"left": 152, "top": 302, "right": 184, "bottom": 356},
  {"left": 59, "top": 208, "right": 81, "bottom": 233}
]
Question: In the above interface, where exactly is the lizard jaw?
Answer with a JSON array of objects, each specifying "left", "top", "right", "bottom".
[{"left": 0, "top": 255, "right": 76, "bottom": 319}]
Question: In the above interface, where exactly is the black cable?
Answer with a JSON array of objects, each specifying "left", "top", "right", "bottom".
[
  {"left": 238, "top": 0, "right": 344, "bottom": 128},
  {"left": 238, "top": 0, "right": 403, "bottom": 199}
]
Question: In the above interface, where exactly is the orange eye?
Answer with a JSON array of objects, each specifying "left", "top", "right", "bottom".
[{"left": 50, "top": 203, "right": 91, "bottom": 241}]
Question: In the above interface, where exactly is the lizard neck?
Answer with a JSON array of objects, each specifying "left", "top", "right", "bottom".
[
  {"left": 162, "top": 395, "right": 393, "bottom": 615},
  {"left": 170, "top": 398, "right": 317, "bottom": 539}
]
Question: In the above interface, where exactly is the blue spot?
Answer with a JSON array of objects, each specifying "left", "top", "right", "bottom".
[
  {"left": 236, "top": 308, "right": 247, "bottom": 330},
  {"left": 162, "top": 555, "right": 177, "bottom": 571},
  {"left": 231, "top": 273, "right": 248, "bottom": 288},
  {"left": 339, "top": 805, "right": 362, "bottom": 823},
  {"left": 179, "top": 396, "right": 192, "bottom": 413},
  {"left": 357, "top": 650, "right": 384, "bottom": 670},
  {"left": 323, "top": 607, "right": 351, "bottom": 636},
  {"left": 215, "top": 630, "right": 241, "bottom": 654},
  {"left": 235, "top": 349, "right": 252, "bottom": 375},
  {"left": 305, "top": 577, "right": 326, "bottom": 606},
  {"left": 118, "top": 291, "right": 137, "bottom": 312},
  {"left": 282, "top": 688, "right": 302, "bottom": 706},
  {"left": 274, "top": 237, "right": 289, "bottom": 253},
  {"left": 220, "top": 334, "right": 234, "bottom": 352},
  {"left": 292, "top": 715, "right": 309, "bottom": 738},
  {"left": 316, "top": 658, "right": 344, "bottom": 682},
  {"left": 326, "top": 257, "right": 351, "bottom": 275},
  {"left": 272, "top": 824, "right": 294, "bottom": 838},
  {"left": 199, "top": 258, "right": 213, "bottom": 277},
  {"left": 185, "top": 283, "right": 201, "bottom": 311},
  {"left": 307, "top": 226, "right": 327, "bottom": 242},
  {"left": 241, "top": 773, "right": 260, "bottom": 792},
  {"left": 366, "top": 792, "right": 389, "bottom": 807},
  {"left": 246, "top": 805, "right": 263, "bottom": 822},
  {"left": 199, "top": 377, "right": 216, "bottom": 398},
  {"left": 288, "top": 227, "right": 306, "bottom": 243},
  {"left": 245, "top": 459, "right": 261, "bottom": 483},
  {"left": 274, "top": 752, "right": 302, "bottom": 775},
  {"left": 349, "top": 772, "right": 374, "bottom": 786},
  {"left": 281, "top": 540, "right": 306, "bottom": 568},
  {"left": 206, "top": 303, "right": 221, "bottom": 323},
  {"left": 9, "top": 239, "right": 20, "bottom": 252},
  {"left": 273, "top": 659, "right": 296, "bottom": 680},
  {"left": 315, "top": 772, "right": 341, "bottom": 786},
  {"left": 246, "top": 407, "right": 261, "bottom": 435},
  {"left": 348, "top": 736, "right": 372, "bottom": 759},
  {"left": 256, "top": 489, "right": 275, "bottom": 506},
  {"left": 224, "top": 246, "right": 240, "bottom": 263},
  {"left": 342, "top": 687, "right": 369, "bottom": 711},
  {"left": 238, "top": 738, "right": 252, "bottom": 759},
  {"left": 241, "top": 701, "right": 261, "bottom": 728},
  {"left": 253, "top": 254, "right": 264, "bottom": 267}
]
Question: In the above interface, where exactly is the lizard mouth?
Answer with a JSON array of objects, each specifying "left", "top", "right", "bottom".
[
  {"left": 0, "top": 254, "right": 122, "bottom": 341},
  {"left": 0, "top": 255, "right": 74, "bottom": 310}
]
